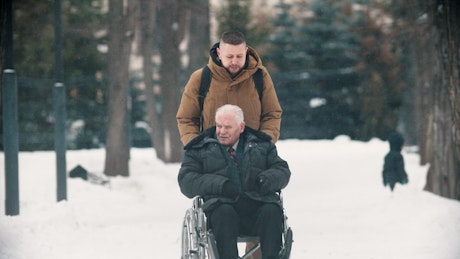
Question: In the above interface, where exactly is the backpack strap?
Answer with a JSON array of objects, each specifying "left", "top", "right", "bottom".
[
  {"left": 253, "top": 68, "right": 263, "bottom": 102},
  {"left": 198, "top": 66, "right": 212, "bottom": 132},
  {"left": 199, "top": 65, "right": 212, "bottom": 111}
]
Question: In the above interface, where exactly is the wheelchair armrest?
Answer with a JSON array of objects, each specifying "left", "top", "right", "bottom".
[
  {"left": 278, "top": 190, "right": 285, "bottom": 206},
  {"left": 192, "top": 196, "right": 204, "bottom": 210}
]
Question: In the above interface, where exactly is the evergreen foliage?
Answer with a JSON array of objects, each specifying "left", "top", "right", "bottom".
[
  {"left": 216, "top": 0, "right": 270, "bottom": 47},
  {"left": 4, "top": 0, "right": 108, "bottom": 150},
  {"left": 266, "top": 0, "right": 405, "bottom": 140},
  {"left": 2, "top": 0, "right": 150, "bottom": 150},
  {"left": 267, "top": 0, "right": 361, "bottom": 139},
  {"left": 352, "top": 3, "right": 405, "bottom": 140},
  {"left": 2, "top": 0, "right": 411, "bottom": 150}
]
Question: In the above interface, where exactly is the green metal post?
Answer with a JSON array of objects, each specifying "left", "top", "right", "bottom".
[
  {"left": 3, "top": 70, "right": 20, "bottom": 216},
  {"left": 54, "top": 0, "right": 67, "bottom": 201},
  {"left": 54, "top": 83, "right": 67, "bottom": 201},
  {"left": 3, "top": 0, "right": 20, "bottom": 216}
]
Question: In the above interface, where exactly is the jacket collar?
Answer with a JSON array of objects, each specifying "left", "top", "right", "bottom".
[{"left": 184, "top": 126, "right": 272, "bottom": 150}]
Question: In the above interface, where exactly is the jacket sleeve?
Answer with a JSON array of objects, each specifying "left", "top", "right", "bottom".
[
  {"left": 176, "top": 70, "right": 202, "bottom": 146},
  {"left": 259, "top": 143, "right": 290, "bottom": 192},
  {"left": 178, "top": 148, "right": 228, "bottom": 198},
  {"left": 259, "top": 68, "right": 282, "bottom": 143}
]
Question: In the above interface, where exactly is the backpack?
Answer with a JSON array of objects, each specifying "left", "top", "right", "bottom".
[{"left": 198, "top": 65, "right": 264, "bottom": 131}]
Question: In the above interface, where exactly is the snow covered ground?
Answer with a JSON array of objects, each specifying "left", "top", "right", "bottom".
[{"left": 1, "top": 136, "right": 460, "bottom": 259}]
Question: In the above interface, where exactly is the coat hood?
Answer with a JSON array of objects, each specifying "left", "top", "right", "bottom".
[{"left": 388, "top": 132, "right": 404, "bottom": 151}]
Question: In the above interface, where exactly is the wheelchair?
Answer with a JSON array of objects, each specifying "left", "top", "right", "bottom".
[{"left": 181, "top": 194, "right": 293, "bottom": 259}]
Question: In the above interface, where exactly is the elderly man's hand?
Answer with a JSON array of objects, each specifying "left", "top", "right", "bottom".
[{"left": 256, "top": 175, "right": 271, "bottom": 195}]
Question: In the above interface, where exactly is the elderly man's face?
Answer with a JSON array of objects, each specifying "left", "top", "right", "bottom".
[
  {"left": 217, "top": 42, "right": 248, "bottom": 76},
  {"left": 216, "top": 113, "right": 245, "bottom": 147}
]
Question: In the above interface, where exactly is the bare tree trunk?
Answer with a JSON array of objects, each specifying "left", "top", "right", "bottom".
[
  {"left": 441, "top": 1, "right": 460, "bottom": 200},
  {"left": 187, "top": 0, "right": 210, "bottom": 72},
  {"left": 158, "top": 0, "right": 185, "bottom": 162},
  {"left": 409, "top": 0, "right": 435, "bottom": 166},
  {"left": 414, "top": 0, "right": 460, "bottom": 200},
  {"left": 104, "top": 0, "right": 137, "bottom": 176},
  {"left": 139, "top": 0, "right": 167, "bottom": 160}
]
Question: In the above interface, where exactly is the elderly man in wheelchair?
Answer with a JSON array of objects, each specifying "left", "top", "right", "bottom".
[{"left": 178, "top": 104, "right": 292, "bottom": 259}]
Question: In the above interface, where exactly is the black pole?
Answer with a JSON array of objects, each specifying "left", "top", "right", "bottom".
[
  {"left": 54, "top": 0, "right": 67, "bottom": 201},
  {"left": 3, "top": 0, "right": 20, "bottom": 216}
]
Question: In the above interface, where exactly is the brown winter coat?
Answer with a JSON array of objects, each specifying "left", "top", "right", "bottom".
[{"left": 176, "top": 44, "right": 282, "bottom": 146}]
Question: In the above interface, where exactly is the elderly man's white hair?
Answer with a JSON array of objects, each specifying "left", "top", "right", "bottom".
[{"left": 215, "top": 104, "right": 245, "bottom": 124}]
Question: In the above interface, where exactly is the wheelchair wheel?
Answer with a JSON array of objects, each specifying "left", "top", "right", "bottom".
[
  {"left": 181, "top": 209, "right": 200, "bottom": 259},
  {"left": 279, "top": 227, "right": 293, "bottom": 259}
]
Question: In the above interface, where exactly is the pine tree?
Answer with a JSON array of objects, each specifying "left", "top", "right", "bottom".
[
  {"left": 352, "top": 2, "right": 405, "bottom": 141},
  {"left": 10, "top": 0, "right": 107, "bottom": 150},
  {"left": 215, "top": 0, "right": 270, "bottom": 46},
  {"left": 267, "top": 0, "right": 361, "bottom": 139},
  {"left": 301, "top": 0, "right": 361, "bottom": 139},
  {"left": 265, "top": 0, "right": 314, "bottom": 138}
]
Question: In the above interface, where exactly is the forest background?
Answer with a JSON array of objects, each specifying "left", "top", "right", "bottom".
[{"left": 1, "top": 0, "right": 459, "bottom": 201}]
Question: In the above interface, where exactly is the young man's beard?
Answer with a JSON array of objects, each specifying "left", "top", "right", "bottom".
[{"left": 227, "top": 66, "right": 243, "bottom": 78}]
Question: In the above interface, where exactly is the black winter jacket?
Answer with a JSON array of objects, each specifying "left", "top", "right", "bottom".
[
  {"left": 382, "top": 132, "right": 408, "bottom": 186},
  {"left": 178, "top": 126, "right": 290, "bottom": 212}
]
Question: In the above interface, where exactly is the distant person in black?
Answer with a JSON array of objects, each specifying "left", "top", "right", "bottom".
[{"left": 382, "top": 132, "right": 409, "bottom": 191}]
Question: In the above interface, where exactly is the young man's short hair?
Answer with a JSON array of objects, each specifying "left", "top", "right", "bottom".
[{"left": 220, "top": 31, "right": 246, "bottom": 45}]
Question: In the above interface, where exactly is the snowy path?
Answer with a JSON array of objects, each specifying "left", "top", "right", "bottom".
[{"left": 1, "top": 137, "right": 460, "bottom": 258}]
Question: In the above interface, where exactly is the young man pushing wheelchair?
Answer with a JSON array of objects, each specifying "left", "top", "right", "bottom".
[{"left": 178, "top": 104, "right": 291, "bottom": 259}]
